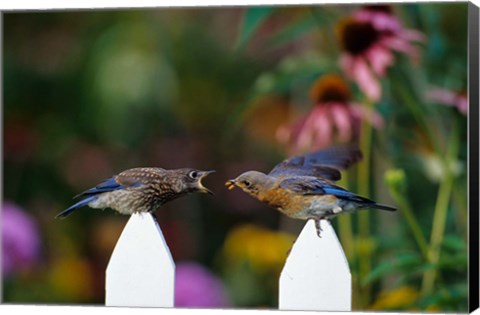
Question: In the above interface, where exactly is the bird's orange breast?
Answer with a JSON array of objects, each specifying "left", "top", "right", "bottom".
[{"left": 257, "top": 187, "right": 308, "bottom": 218}]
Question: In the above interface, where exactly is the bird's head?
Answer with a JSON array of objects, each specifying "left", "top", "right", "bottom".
[
  {"left": 225, "top": 171, "right": 273, "bottom": 197},
  {"left": 178, "top": 169, "right": 216, "bottom": 195}
]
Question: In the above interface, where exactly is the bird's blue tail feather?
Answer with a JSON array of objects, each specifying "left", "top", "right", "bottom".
[
  {"left": 55, "top": 196, "right": 97, "bottom": 219},
  {"left": 369, "top": 203, "right": 397, "bottom": 211}
]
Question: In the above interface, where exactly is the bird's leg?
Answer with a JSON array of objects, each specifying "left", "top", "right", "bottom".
[{"left": 315, "top": 219, "right": 322, "bottom": 238}]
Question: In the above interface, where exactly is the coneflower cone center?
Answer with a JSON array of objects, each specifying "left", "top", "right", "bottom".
[
  {"left": 362, "top": 5, "right": 392, "bottom": 14},
  {"left": 338, "top": 19, "right": 380, "bottom": 55},
  {"left": 310, "top": 75, "right": 351, "bottom": 104}
]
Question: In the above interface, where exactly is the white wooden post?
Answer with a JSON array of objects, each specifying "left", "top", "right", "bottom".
[
  {"left": 279, "top": 219, "right": 351, "bottom": 311},
  {"left": 105, "top": 213, "right": 175, "bottom": 307}
]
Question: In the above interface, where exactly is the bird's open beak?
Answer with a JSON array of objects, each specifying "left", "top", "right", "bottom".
[
  {"left": 225, "top": 179, "right": 237, "bottom": 190},
  {"left": 198, "top": 170, "right": 215, "bottom": 195}
]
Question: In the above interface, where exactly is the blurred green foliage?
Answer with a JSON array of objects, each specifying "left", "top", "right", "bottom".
[{"left": 3, "top": 3, "right": 469, "bottom": 311}]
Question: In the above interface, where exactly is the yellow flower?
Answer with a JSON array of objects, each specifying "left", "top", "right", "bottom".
[
  {"left": 48, "top": 256, "right": 95, "bottom": 302},
  {"left": 370, "top": 286, "right": 419, "bottom": 310},
  {"left": 222, "top": 224, "right": 295, "bottom": 272}
]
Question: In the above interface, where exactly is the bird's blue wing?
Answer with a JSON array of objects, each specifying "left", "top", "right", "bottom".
[
  {"left": 74, "top": 168, "right": 154, "bottom": 199},
  {"left": 280, "top": 177, "right": 375, "bottom": 202},
  {"left": 321, "top": 185, "right": 380, "bottom": 205},
  {"left": 322, "top": 186, "right": 395, "bottom": 210},
  {"left": 269, "top": 145, "right": 362, "bottom": 181},
  {"left": 74, "top": 177, "right": 142, "bottom": 199},
  {"left": 279, "top": 177, "right": 396, "bottom": 211},
  {"left": 322, "top": 186, "right": 356, "bottom": 198}
]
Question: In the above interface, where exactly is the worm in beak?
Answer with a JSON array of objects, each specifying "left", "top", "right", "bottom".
[{"left": 225, "top": 179, "right": 236, "bottom": 190}]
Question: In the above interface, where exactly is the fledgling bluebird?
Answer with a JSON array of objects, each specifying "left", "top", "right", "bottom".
[
  {"left": 225, "top": 146, "right": 396, "bottom": 237},
  {"left": 56, "top": 167, "right": 215, "bottom": 219}
]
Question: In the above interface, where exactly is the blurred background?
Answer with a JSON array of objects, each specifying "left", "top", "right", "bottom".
[{"left": 2, "top": 3, "right": 469, "bottom": 311}]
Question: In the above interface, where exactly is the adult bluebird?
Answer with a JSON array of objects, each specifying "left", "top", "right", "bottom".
[
  {"left": 225, "top": 146, "right": 396, "bottom": 237},
  {"left": 56, "top": 167, "right": 215, "bottom": 218}
]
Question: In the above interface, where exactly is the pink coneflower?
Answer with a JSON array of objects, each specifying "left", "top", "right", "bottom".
[
  {"left": 426, "top": 87, "right": 467, "bottom": 115},
  {"left": 337, "top": 5, "right": 425, "bottom": 101},
  {"left": 277, "top": 74, "right": 384, "bottom": 153}
]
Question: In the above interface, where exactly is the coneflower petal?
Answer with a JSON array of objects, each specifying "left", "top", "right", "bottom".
[
  {"left": 354, "top": 10, "right": 401, "bottom": 32},
  {"left": 311, "top": 108, "right": 333, "bottom": 150},
  {"left": 381, "top": 36, "right": 420, "bottom": 60},
  {"left": 295, "top": 110, "right": 318, "bottom": 150},
  {"left": 366, "top": 44, "right": 394, "bottom": 76},
  {"left": 400, "top": 29, "right": 426, "bottom": 42},
  {"left": 426, "top": 87, "right": 468, "bottom": 116},
  {"left": 351, "top": 57, "right": 381, "bottom": 101},
  {"left": 329, "top": 103, "right": 353, "bottom": 142},
  {"left": 340, "top": 53, "right": 356, "bottom": 76}
]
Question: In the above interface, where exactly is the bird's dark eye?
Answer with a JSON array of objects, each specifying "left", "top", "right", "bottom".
[
  {"left": 188, "top": 171, "right": 198, "bottom": 179},
  {"left": 243, "top": 180, "right": 251, "bottom": 187}
]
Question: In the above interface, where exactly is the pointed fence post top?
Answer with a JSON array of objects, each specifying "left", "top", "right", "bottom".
[
  {"left": 284, "top": 220, "right": 350, "bottom": 270},
  {"left": 279, "top": 219, "right": 351, "bottom": 311},
  {"left": 105, "top": 213, "right": 175, "bottom": 307}
]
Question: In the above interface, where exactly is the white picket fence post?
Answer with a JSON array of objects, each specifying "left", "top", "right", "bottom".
[
  {"left": 105, "top": 213, "right": 175, "bottom": 307},
  {"left": 104, "top": 215, "right": 350, "bottom": 310},
  {"left": 279, "top": 219, "right": 351, "bottom": 311}
]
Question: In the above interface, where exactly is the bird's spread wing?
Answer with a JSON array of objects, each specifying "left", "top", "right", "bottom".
[
  {"left": 74, "top": 169, "right": 148, "bottom": 199},
  {"left": 269, "top": 145, "right": 362, "bottom": 181}
]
